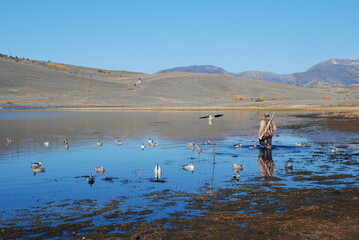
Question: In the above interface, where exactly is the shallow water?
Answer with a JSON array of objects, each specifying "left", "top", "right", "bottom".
[{"left": 0, "top": 111, "right": 358, "bottom": 231}]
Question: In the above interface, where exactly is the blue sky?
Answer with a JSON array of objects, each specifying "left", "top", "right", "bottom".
[{"left": 0, "top": 0, "right": 358, "bottom": 74}]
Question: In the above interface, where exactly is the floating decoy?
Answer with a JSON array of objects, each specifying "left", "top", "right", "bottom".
[
  {"left": 331, "top": 148, "right": 339, "bottom": 153},
  {"left": 233, "top": 171, "right": 241, "bottom": 180},
  {"left": 31, "top": 162, "right": 42, "bottom": 168},
  {"left": 196, "top": 145, "right": 202, "bottom": 154},
  {"left": 115, "top": 140, "right": 122, "bottom": 145},
  {"left": 149, "top": 138, "right": 153, "bottom": 144},
  {"left": 233, "top": 164, "right": 244, "bottom": 171},
  {"left": 154, "top": 164, "right": 162, "bottom": 181},
  {"left": 295, "top": 143, "right": 302, "bottom": 146},
  {"left": 141, "top": 143, "right": 145, "bottom": 151},
  {"left": 44, "top": 141, "right": 50, "bottom": 147},
  {"left": 234, "top": 144, "right": 242, "bottom": 148},
  {"left": 249, "top": 143, "right": 257, "bottom": 149},
  {"left": 149, "top": 141, "right": 158, "bottom": 147},
  {"left": 63, "top": 139, "right": 68, "bottom": 145},
  {"left": 203, "top": 140, "right": 211, "bottom": 145},
  {"left": 6, "top": 138, "right": 14, "bottom": 144},
  {"left": 96, "top": 142, "right": 103, "bottom": 146},
  {"left": 183, "top": 162, "right": 195, "bottom": 172},
  {"left": 305, "top": 142, "right": 311, "bottom": 147},
  {"left": 186, "top": 142, "right": 195, "bottom": 147},
  {"left": 32, "top": 167, "right": 45, "bottom": 175},
  {"left": 95, "top": 166, "right": 105, "bottom": 174},
  {"left": 199, "top": 113, "right": 224, "bottom": 125},
  {"left": 64, "top": 144, "right": 69, "bottom": 150},
  {"left": 87, "top": 173, "right": 95, "bottom": 186},
  {"left": 285, "top": 161, "right": 293, "bottom": 170}
]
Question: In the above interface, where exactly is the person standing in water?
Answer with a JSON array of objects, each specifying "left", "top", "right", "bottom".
[{"left": 258, "top": 112, "right": 277, "bottom": 149}]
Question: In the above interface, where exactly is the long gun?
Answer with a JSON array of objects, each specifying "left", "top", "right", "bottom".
[{"left": 259, "top": 112, "right": 275, "bottom": 140}]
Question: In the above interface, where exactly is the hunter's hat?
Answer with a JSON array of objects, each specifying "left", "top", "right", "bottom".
[{"left": 264, "top": 113, "right": 270, "bottom": 117}]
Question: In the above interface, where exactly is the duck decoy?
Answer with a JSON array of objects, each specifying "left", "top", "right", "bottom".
[
  {"left": 203, "top": 140, "right": 211, "bottom": 145},
  {"left": 305, "top": 142, "right": 311, "bottom": 147},
  {"left": 44, "top": 141, "right": 50, "bottom": 147},
  {"left": 149, "top": 138, "right": 153, "bottom": 144},
  {"left": 115, "top": 140, "right": 122, "bottom": 145},
  {"left": 199, "top": 113, "right": 224, "bottom": 125},
  {"left": 233, "top": 164, "right": 244, "bottom": 171},
  {"left": 141, "top": 143, "right": 145, "bottom": 151},
  {"left": 6, "top": 138, "right": 14, "bottom": 144},
  {"left": 96, "top": 141, "right": 103, "bottom": 146},
  {"left": 154, "top": 164, "right": 162, "bottom": 181},
  {"left": 183, "top": 162, "right": 195, "bottom": 172},
  {"left": 149, "top": 141, "right": 158, "bottom": 147},
  {"left": 295, "top": 143, "right": 302, "bottom": 146},
  {"left": 249, "top": 143, "right": 257, "bottom": 149},
  {"left": 196, "top": 145, "right": 202, "bottom": 154},
  {"left": 63, "top": 139, "right": 69, "bottom": 145},
  {"left": 87, "top": 173, "right": 95, "bottom": 186},
  {"left": 95, "top": 166, "right": 105, "bottom": 174},
  {"left": 234, "top": 144, "right": 242, "bottom": 148},
  {"left": 64, "top": 144, "right": 69, "bottom": 150},
  {"left": 32, "top": 167, "right": 45, "bottom": 175},
  {"left": 285, "top": 161, "right": 293, "bottom": 170},
  {"left": 331, "top": 148, "right": 339, "bottom": 153},
  {"left": 31, "top": 162, "right": 42, "bottom": 168},
  {"left": 233, "top": 171, "right": 241, "bottom": 180},
  {"left": 186, "top": 142, "right": 195, "bottom": 147}
]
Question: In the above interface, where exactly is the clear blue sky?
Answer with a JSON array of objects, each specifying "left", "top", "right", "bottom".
[{"left": 1, "top": 0, "right": 358, "bottom": 74}]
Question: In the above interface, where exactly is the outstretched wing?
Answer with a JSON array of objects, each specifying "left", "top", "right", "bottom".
[
  {"left": 199, "top": 115, "right": 209, "bottom": 119},
  {"left": 214, "top": 114, "right": 223, "bottom": 118}
]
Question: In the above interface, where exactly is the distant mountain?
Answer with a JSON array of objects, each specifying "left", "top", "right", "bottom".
[
  {"left": 159, "top": 58, "right": 359, "bottom": 88},
  {"left": 158, "top": 65, "right": 235, "bottom": 76}
]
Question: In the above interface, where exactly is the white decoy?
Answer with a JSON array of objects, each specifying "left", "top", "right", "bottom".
[
  {"left": 87, "top": 173, "right": 95, "bottom": 186},
  {"left": 31, "top": 162, "right": 42, "bottom": 168},
  {"left": 141, "top": 143, "right": 145, "bottom": 151},
  {"left": 295, "top": 143, "right": 302, "bottom": 146},
  {"left": 95, "top": 166, "right": 105, "bottom": 174},
  {"left": 196, "top": 145, "right": 202, "bottom": 154},
  {"left": 233, "top": 164, "right": 244, "bottom": 171},
  {"left": 285, "top": 161, "right": 293, "bottom": 170},
  {"left": 44, "top": 141, "right": 50, "bottom": 147},
  {"left": 183, "top": 162, "right": 195, "bottom": 172},
  {"left": 96, "top": 141, "right": 103, "bottom": 146},
  {"left": 199, "top": 113, "right": 224, "bottom": 125},
  {"left": 233, "top": 171, "right": 241, "bottom": 180},
  {"left": 331, "top": 148, "right": 339, "bottom": 153},
  {"left": 203, "top": 140, "right": 211, "bottom": 145},
  {"left": 154, "top": 164, "right": 162, "bottom": 180},
  {"left": 234, "top": 144, "right": 242, "bottom": 148},
  {"left": 115, "top": 140, "right": 122, "bottom": 145}
]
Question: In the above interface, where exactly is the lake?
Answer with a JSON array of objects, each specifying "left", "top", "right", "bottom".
[{"left": 0, "top": 111, "right": 358, "bottom": 238}]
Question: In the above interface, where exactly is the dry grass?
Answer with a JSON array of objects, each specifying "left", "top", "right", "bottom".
[{"left": 48, "top": 63, "right": 67, "bottom": 69}]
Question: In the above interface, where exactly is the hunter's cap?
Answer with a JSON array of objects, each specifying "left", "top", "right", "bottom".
[{"left": 264, "top": 113, "right": 270, "bottom": 117}]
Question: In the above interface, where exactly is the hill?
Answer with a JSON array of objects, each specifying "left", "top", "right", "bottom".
[
  {"left": 0, "top": 55, "right": 356, "bottom": 108},
  {"left": 158, "top": 65, "right": 235, "bottom": 76}
]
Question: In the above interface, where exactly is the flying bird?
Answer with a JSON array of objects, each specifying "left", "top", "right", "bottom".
[{"left": 199, "top": 113, "right": 223, "bottom": 125}]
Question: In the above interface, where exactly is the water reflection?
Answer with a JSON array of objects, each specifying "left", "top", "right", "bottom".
[{"left": 258, "top": 148, "right": 276, "bottom": 177}]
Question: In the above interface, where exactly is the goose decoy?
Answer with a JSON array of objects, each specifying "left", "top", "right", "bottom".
[
  {"left": 233, "top": 171, "right": 241, "bottom": 180},
  {"left": 305, "top": 142, "right": 311, "bottom": 147},
  {"left": 64, "top": 144, "right": 69, "bottom": 150},
  {"left": 285, "top": 161, "right": 293, "bottom": 170},
  {"left": 196, "top": 145, "right": 202, "bottom": 154},
  {"left": 31, "top": 162, "right": 42, "bottom": 168},
  {"left": 141, "top": 143, "right": 145, "bottom": 151},
  {"left": 6, "top": 138, "right": 14, "bottom": 144},
  {"left": 154, "top": 164, "right": 162, "bottom": 181},
  {"left": 95, "top": 166, "right": 105, "bottom": 174},
  {"left": 203, "top": 140, "right": 211, "bottom": 145},
  {"left": 44, "top": 141, "right": 50, "bottom": 147},
  {"left": 331, "top": 148, "right": 339, "bottom": 153},
  {"left": 115, "top": 140, "right": 122, "bottom": 145},
  {"left": 63, "top": 139, "right": 69, "bottom": 145},
  {"left": 96, "top": 141, "right": 103, "bottom": 146},
  {"left": 186, "top": 142, "right": 195, "bottom": 147},
  {"left": 295, "top": 143, "right": 302, "bottom": 146},
  {"left": 149, "top": 138, "right": 153, "bottom": 144},
  {"left": 87, "top": 173, "right": 95, "bottom": 186},
  {"left": 183, "top": 162, "right": 195, "bottom": 172},
  {"left": 149, "top": 141, "right": 158, "bottom": 147},
  {"left": 199, "top": 113, "right": 224, "bottom": 125},
  {"left": 233, "top": 164, "right": 244, "bottom": 171},
  {"left": 234, "top": 144, "right": 242, "bottom": 148}
]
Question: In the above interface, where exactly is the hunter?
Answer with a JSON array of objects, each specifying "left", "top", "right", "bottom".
[{"left": 258, "top": 113, "right": 277, "bottom": 149}]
